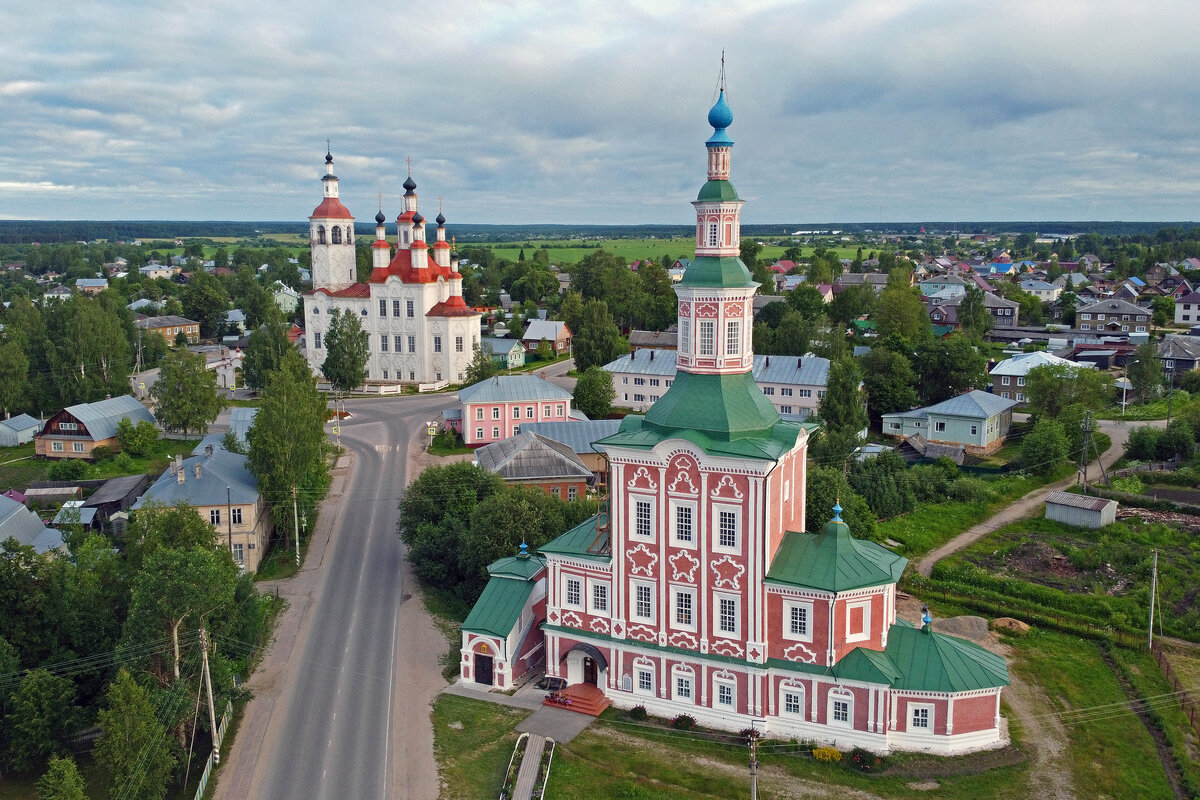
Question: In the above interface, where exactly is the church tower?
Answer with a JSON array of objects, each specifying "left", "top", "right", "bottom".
[{"left": 310, "top": 149, "right": 357, "bottom": 292}]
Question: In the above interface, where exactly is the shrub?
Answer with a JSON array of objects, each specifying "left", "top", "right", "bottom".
[
  {"left": 113, "top": 453, "right": 135, "bottom": 472},
  {"left": 91, "top": 445, "right": 115, "bottom": 462},
  {"left": 47, "top": 459, "right": 88, "bottom": 481},
  {"left": 629, "top": 705, "right": 647, "bottom": 721},
  {"left": 849, "top": 747, "right": 884, "bottom": 772},
  {"left": 813, "top": 746, "right": 843, "bottom": 763},
  {"left": 946, "top": 477, "right": 995, "bottom": 503},
  {"left": 1110, "top": 476, "right": 1145, "bottom": 494},
  {"left": 670, "top": 714, "right": 696, "bottom": 730}
]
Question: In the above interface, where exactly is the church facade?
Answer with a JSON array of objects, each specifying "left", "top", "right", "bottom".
[
  {"left": 302, "top": 152, "right": 480, "bottom": 386},
  {"left": 459, "top": 83, "right": 1009, "bottom": 756}
]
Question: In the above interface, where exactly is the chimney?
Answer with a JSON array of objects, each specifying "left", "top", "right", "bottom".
[
  {"left": 797, "top": 357, "right": 803, "bottom": 368},
  {"left": 194, "top": 463, "right": 202, "bottom": 479},
  {"left": 765, "top": 356, "right": 770, "bottom": 367},
  {"left": 176, "top": 464, "right": 185, "bottom": 484},
  {"left": 649, "top": 350, "right": 654, "bottom": 361}
]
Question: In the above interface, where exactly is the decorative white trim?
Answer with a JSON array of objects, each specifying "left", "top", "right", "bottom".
[
  {"left": 627, "top": 624, "right": 656, "bottom": 642},
  {"left": 710, "top": 639, "right": 744, "bottom": 658},
  {"left": 669, "top": 632, "right": 698, "bottom": 649},
  {"left": 627, "top": 544, "right": 658, "bottom": 577},
  {"left": 783, "top": 642, "right": 819, "bottom": 664},
  {"left": 669, "top": 550, "right": 700, "bottom": 582},
  {"left": 710, "top": 555, "right": 745, "bottom": 590},
  {"left": 627, "top": 466, "right": 659, "bottom": 491},
  {"left": 710, "top": 475, "right": 744, "bottom": 500},
  {"left": 561, "top": 611, "right": 582, "bottom": 628}
]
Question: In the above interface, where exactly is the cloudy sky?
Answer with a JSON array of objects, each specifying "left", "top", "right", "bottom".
[{"left": 2, "top": 0, "right": 1198, "bottom": 225}]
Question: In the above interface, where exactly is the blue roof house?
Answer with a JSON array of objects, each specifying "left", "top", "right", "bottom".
[{"left": 881, "top": 390, "right": 1019, "bottom": 455}]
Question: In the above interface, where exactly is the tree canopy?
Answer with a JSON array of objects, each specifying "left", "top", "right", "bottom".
[
  {"left": 321, "top": 308, "right": 368, "bottom": 393},
  {"left": 573, "top": 366, "right": 615, "bottom": 420},
  {"left": 149, "top": 350, "right": 225, "bottom": 436}
]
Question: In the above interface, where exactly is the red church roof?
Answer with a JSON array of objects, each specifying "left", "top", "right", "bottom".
[
  {"left": 427, "top": 296, "right": 478, "bottom": 317},
  {"left": 310, "top": 197, "right": 354, "bottom": 220},
  {"left": 309, "top": 283, "right": 371, "bottom": 298}
]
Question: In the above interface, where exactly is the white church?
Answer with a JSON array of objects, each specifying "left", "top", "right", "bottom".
[{"left": 302, "top": 151, "right": 480, "bottom": 386}]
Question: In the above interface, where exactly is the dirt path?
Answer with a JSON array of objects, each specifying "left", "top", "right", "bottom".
[
  {"left": 1003, "top": 669, "right": 1076, "bottom": 800},
  {"left": 914, "top": 419, "right": 1148, "bottom": 578}
]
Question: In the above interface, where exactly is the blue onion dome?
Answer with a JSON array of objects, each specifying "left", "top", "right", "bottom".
[
  {"left": 403, "top": 175, "right": 417, "bottom": 193},
  {"left": 413, "top": 212, "right": 424, "bottom": 225},
  {"left": 708, "top": 90, "right": 733, "bottom": 129},
  {"left": 436, "top": 212, "right": 446, "bottom": 226},
  {"left": 375, "top": 209, "right": 386, "bottom": 224}
]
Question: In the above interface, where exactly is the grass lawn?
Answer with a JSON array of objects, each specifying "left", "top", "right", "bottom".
[
  {"left": 1097, "top": 390, "right": 1193, "bottom": 421},
  {"left": 432, "top": 694, "right": 527, "bottom": 800},
  {"left": 0, "top": 438, "right": 199, "bottom": 491}
]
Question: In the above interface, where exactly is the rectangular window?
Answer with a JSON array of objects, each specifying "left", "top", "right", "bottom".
[
  {"left": 781, "top": 388, "right": 793, "bottom": 397},
  {"left": 675, "top": 505, "right": 693, "bottom": 543},
  {"left": 52, "top": 441, "right": 63, "bottom": 452},
  {"left": 718, "top": 597, "right": 736, "bottom": 634},
  {"left": 380, "top": 335, "right": 388, "bottom": 351},
  {"left": 392, "top": 335, "right": 401, "bottom": 352},
  {"left": 798, "top": 389, "right": 811, "bottom": 398},
  {"left": 543, "top": 405, "right": 551, "bottom": 416},
  {"left": 725, "top": 320, "right": 740, "bottom": 356},
  {"left": 568, "top": 485, "right": 577, "bottom": 501},
  {"left": 790, "top": 605, "right": 808, "bottom": 636},
  {"left": 209, "top": 509, "right": 221, "bottom": 526},
  {"left": 649, "top": 379, "right": 659, "bottom": 387},
  {"left": 676, "top": 675, "right": 693, "bottom": 700},
  {"left": 717, "top": 683, "right": 733, "bottom": 707},
  {"left": 634, "top": 377, "right": 645, "bottom": 386},
  {"left": 635, "top": 584, "right": 653, "bottom": 620},
  {"left": 675, "top": 591, "right": 693, "bottom": 627},
  {"left": 231, "top": 507, "right": 243, "bottom": 525},
  {"left": 434, "top": 336, "right": 442, "bottom": 353},
  {"left": 1002, "top": 376, "right": 1011, "bottom": 386},
  {"left": 679, "top": 319, "right": 690, "bottom": 353},
  {"left": 785, "top": 692, "right": 802, "bottom": 715},
  {"left": 232, "top": 543, "right": 244, "bottom": 564},
  {"left": 393, "top": 299, "right": 401, "bottom": 317},
  {"left": 565, "top": 577, "right": 582, "bottom": 608},
  {"left": 970, "top": 425, "right": 978, "bottom": 435},
  {"left": 456, "top": 336, "right": 464, "bottom": 352},
  {"left": 314, "top": 332, "right": 322, "bottom": 349},
  {"left": 635, "top": 499, "right": 653, "bottom": 539},
  {"left": 491, "top": 426, "right": 499, "bottom": 439},
  {"left": 780, "top": 405, "right": 792, "bottom": 414},
  {"left": 763, "top": 387, "right": 775, "bottom": 395},
  {"left": 492, "top": 407, "right": 500, "bottom": 419},
  {"left": 718, "top": 510, "right": 737, "bottom": 549},
  {"left": 556, "top": 404, "right": 564, "bottom": 417},
  {"left": 550, "top": 486, "right": 561, "bottom": 498},
  {"left": 1017, "top": 376, "right": 1025, "bottom": 386},
  {"left": 70, "top": 441, "right": 83, "bottom": 453},
  {"left": 592, "top": 583, "right": 608, "bottom": 612},
  {"left": 934, "top": 421, "right": 946, "bottom": 432},
  {"left": 403, "top": 336, "right": 413, "bottom": 352},
  {"left": 475, "top": 427, "right": 483, "bottom": 439},
  {"left": 707, "top": 222, "right": 718, "bottom": 248},
  {"left": 58, "top": 422, "right": 78, "bottom": 431},
  {"left": 379, "top": 299, "right": 387, "bottom": 316},
  {"left": 698, "top": 321, "right": 715, "bottom": 355},
  {"left": 526, "top": 406, "right": 535, "bottom": 418},
  {"left": 513, "top": 407, "right": 521, "bottom": 419},
  {"left": 633, "top": 394, "right": 646, "bottom": 403},
  {"left": 833, "top": 700, "right": 849, "bottom": 723},
  {"left": 638, "top": 670, "right": 653, "bottom": 693},
  {"left": 476, "top": 408, "right": 484, "bottom": 420},
  {"left": 911, "top": 706, "right": 930, "bottom": 729},
  {"left": 406, "top": 299, "right": 414, "bottom": 318}
]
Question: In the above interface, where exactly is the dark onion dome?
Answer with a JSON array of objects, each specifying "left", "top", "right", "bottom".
[
  {"left": 325, "top": 150, "right": 334, "bottom": 164},
  {"left": 375, "top": 209, "right": 386, "bottom": 224},
  {"left": 436, "top": 212, "right": 446, "bottom": 226},
  {"left": 403, "top": 175, "right": 417, "bottom": 193},
  {"left": 412, "top": 212, "right": 424, "bottom": 225}
]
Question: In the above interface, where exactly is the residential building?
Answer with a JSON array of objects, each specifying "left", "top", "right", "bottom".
[
  {"left": 272, "top": 281, "right": 302, "bottom": 315},
  {"left": 1075, "top": 299, "right": 1149, "bottom": 333},
  {"left": 302, "top": 151, "right": 481, "bottom": 386},
  {"left": 0, "top": 495, "right": 64, "bottom": 554},
  {"left": 139, "top": 263, "right": 175, "bottom": 280},
  {"left": 604, "top": 349, "right": 829, "bottom": 417},
  {"left": 880, "top": 390, "right": 1019, "bottom": 454},
  {"left": 519, "top": 420, "right": 621, "bottom": 487},
  {"left": 522, "top": 320, "right": 572, "bottom": 355},
  {"left": 133, "top": 446, "right": 272, "bottom": 572},
  {"left": 136, "top": 315, "right": 200, "bottom": 344},
  {"left": 452, "top": 375, "right": 576, "bottom": 446},
  {"left": 1158, "top": 335, "right": 1200, "bottom": 378},
  {"left": 628, "top": 329, "right": 678, "bottom": 352},
  {"left": 75, "top": 278, "right": 108, "bottom": 295},
  {"left": 460, "top": 86, "right": 1009, "bottom": 755},
  {"left": 1019, "top": 279, "right": 1060, "bottom": 302},
  {"left": 35, "top": 395, "right": 156, "bottom": 460},
  {"left": 925, "top": 292, "right": 1019, "bottom": 329},
  {"left": 480, "top": 336, "right": 526, "bottom": 370},
  {"left": 1175, "top": 291, "right": 1200, "bottom": 325},
  {"left": 475, "top": 431, "right": 593, "bottom": 499},
  {"left": 989, "top": 351, "right": 1094, "bottom": 403},
  {"left": 919, "top": 274, "right": 967, "bottom": 298}
]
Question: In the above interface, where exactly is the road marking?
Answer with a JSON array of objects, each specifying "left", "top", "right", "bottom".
[
  {"left": 383, "top": 604, "right": 399, "bottom": 798},
  {"left": 323, "top": 769, "right": 327, "bottom": 781}
]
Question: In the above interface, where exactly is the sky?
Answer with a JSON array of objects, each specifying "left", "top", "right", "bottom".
[{"left": 2, "top": 0, "right": 1199, "bottom": 225}]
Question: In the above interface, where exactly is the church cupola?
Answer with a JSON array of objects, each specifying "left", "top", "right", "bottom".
[
  {"left": 433, "top": 206, "right": 452, "bottom": 268},
  {"left": 309, "top": 146, "right": 356, "bottom": 292},
  {"left": 371, "top": 197, "right": 391, "bottom": 271}
]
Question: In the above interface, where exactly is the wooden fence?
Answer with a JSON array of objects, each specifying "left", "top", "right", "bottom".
[
  {"left": 193, "top": 700, "right": 233, "bottom": 800},
  {"left": 1150, "top": 644, "right": 1200, "bottom": 739}
]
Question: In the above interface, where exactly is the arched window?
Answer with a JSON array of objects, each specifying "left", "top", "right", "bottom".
[
  {"left": 331, "top": 226, "right": 342, "bottom": 244},
  {"left": 344, "top": 226, "right": 352, "bottom": 243},
  {"left": 316, "top": 225, "right": 326, "bottom": 244},
  {"left": 780, "top": 682, "right": 805, "bottom": 719}
]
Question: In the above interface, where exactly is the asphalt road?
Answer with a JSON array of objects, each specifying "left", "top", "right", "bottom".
[{"left": 252, "top": 392, "right": 454, "bottom": 800}]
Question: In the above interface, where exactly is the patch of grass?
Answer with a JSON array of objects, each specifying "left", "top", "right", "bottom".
[
  {"left": 1098, "top": 390, "right": 1193, "bottom": 420},
  {"left": 420, "top": 585, "right": 472, "bottom": 682},
  {"left": 432, "top": 694, "right": 527, "bottom": 800},
  {"left": 0, "top": 438, "right": 201, "bottom": 490},
  {"left": 1011, "top": 631, "right": 1174, "bottom": 799}
]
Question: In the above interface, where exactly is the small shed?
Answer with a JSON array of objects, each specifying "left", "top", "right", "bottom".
[
  {"left": 0, "top": 414, "right": 42, "bottom": 447},
  {"left": 1045, "top": 491, "right": 1117, "bottom": 529}
]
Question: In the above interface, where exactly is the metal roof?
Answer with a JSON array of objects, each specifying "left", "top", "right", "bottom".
[
  {"left": 989, "top": 351, "right": 1092, "bottom": 377},
  {"left": 886, "top": 390, "right": 1018, "bottom": 421},
  {"left": 520, "top": 420, "right": 621, "bottom": 454},
  {"left": 133, "top": 449, "right": 259, "bottom": 509},
  {"left": 878, "top": 621, "right": 1010, "bottom": 692},
  {"left": 58, "top": 395, "right": 155, "bottom": 442},
  {"left": 479, "top": 336, "right": 523, "bottom": 354},
  {"left": 0, "top": 414, "right": 41, "bottom": 433},
  {"left": 460, "top": 574, "right": 537, "bottom": 638},
  {"left": 522, "top": 320, "right": 568, "bottom": 342},
  {"left": 135, "top": 315, "right": 198, "bottom": 329},
  {"left": 475, "top": 432, "right": 593, "bottom": 482},
  {"left": 457, "top": 375, "right": 572, "bottom": 405},
  {"left": 603, "top": 349, "right": 831, "bottom": 388},
  {"left": 0, "top": 494, "right": 51, "bottom": 547},
  {"left": 540, "top": 514, "right": 611, "bottom": 561},
  {"left": 767, "top": 516, "right": 907, "bottom": 592},
  {"left": 1077, "top": 298, "right": 1147, "bottom": 316},
  {"left": 1045, "top": 491, "right": 1116, "bottom": 512}
]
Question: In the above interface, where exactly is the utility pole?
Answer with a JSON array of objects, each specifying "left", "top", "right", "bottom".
[
  {"left": 292, "top": 485, "right": 300, "bottom": 567},
  {"left": 748, "top": 727, "right": 758, "bottom": 800},
  {"left": 199, "top": 626, "right": 219, "bottom": 765},
  {"left": 1078, "top": 410, "right": 1093, "bottom": 493},
  {"left": 1149, "top": 550, "right": 1159, "bottom": 651},
  {"left": 226, "top": 486, "right": 234, "bottom": 560}
]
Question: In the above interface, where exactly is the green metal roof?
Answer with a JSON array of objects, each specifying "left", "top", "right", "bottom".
[
  {"left": 539, "top": 514, "right": 612, "bottom": 562},
  {"left": 696, "top": 179, "right": 741, "bottom": 202},
  {"left": 832, "top": 645, "right": 903, "bottom": 685},
  {"left": 599, "top": 411, "right": 810, "bottom": 462},
  {"left": 461, "top": 575, "right": 536, "bottom": 638},
  {"left": 488, "top": 552, "right": 545, "bottom": 581},
  {"left": 884, "top": 621, "right": 1010, "bottom": 692},
  {"left": 766, "top": 517, "right": 907, "bottom": 592},
  {"left": 677, "top": 255, "right": 757, "bottom": 288}
]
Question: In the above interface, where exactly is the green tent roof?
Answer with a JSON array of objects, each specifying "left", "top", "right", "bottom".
[
  {"left": 645, "top": 371, "right": 781, "bottom": 440},
  {"left": 461, "top": 575, "right": 536, "bottom": 639},
  {"left": 767, "top": 517, "right": 907, "bottom": 592},
  {"left": 696, "top": 179, "right": 741, "bottom": 202},
  {"left": 539, "top": 514, "right": 612, "bottom": 562},
  {"left": 598, "top": 410, "right": 810, "bottom": 462},
  {"left": 677, "top": 255, "right": 757, "bottom": 288},
  {"left": 488, "top": 552, "right": 544, "bottom": 581},
  {"left": 884, "top": 621, "right": 1010, "bottom": 692}
]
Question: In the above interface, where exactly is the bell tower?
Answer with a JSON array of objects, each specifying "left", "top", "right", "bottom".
[{"left": 310, "top": 147, "right": 357, "bottom": 292}]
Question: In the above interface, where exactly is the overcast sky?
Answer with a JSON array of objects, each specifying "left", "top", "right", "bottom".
[{"left": 2, "top": 0, "right": 1198, "bottom": 225}]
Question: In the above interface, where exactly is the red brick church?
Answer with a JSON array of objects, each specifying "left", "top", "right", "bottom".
[{"left": 459, "top": 76, "right": 1009, "bottom": 755}]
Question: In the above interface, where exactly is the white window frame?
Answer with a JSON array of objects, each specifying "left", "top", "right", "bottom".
[
  {"left": 587, "top": 580, "right": 610, "bottom": 615},
  {"left": 713, "top": 504, "right": 740, "bottom": 553},
  {"left": 715, "top": 593, "right": 738, "bottom": 636},
  {"left": 563, "top": 576, "right": 583, "bottom": 610},
  {"left": 232, "top": 542, "right": 244, "bottom": 564},
  {"left": 672, "top": 586, "right": 696, "bottom": 632},
  {"left": 632, "top": 581, "right": 655, "bottom": 622},
  {"left": 491, "top": 426, "right": 500, "bottom": 439},
  {"left": 670, "top": 500, "right": 696, "bottom": 548},
  {"left": 909, "top": 702, "right": 934, "bottom": 732},
  {"left": 845, "top": 598, "right": 871, "bottom": 643},
  {"left": 715, "top": 679, "right": 735, "bottom": 709},
  {"left": 725, "top": 319, "right": 740, "bottom": 358},
  {"left": 673, "top": 667, "right": 694, "bottom": 702},
  {"left": 679, "top": 319, "right": 690, "bottom": 353},
  {"left": 828, "top": 690, "right": 853, "bottom": 728},
  {"left": 209, "top": 509, "right": 221, "bottom": 526},
  {"left": 475, "top": 427, "right": 484, "bottom": 440},
  {"left": 781, "top": 685, "right": 805, "bottom": 718},
  {"left": 51, "top": 440, "right": 63, "bottom": 452},
  {"left": 630, "top": 495, "right": 656, "bottom": 541},
  {"left": 636, "top": 668, "right": 654, "bottom": 695},
  {"left": 698, "top": 320, "right": 715, "bottom": 356},
  {"left": 72, "top": 441, "right": 84, "bottom": 453},
  {"left": 783, "top": 599, "right": 814, "bottom": 643},
  {"left": 475, "top": 407, "right": 484, "bottom": 421},
  {"left": 1001, "top": 376, "right": 1011, "bottom": 386},
  {"left": 231, "top": 507, "right": 243, "bottom": 525}
]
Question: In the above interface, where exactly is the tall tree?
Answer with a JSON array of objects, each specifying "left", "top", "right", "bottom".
[
  {"left": 913, "top": 334, "right": 987, "bottom": 405},
  {"left": 1126, "top": 342, "right": 1163, "bottom": 401},
  {"left": 1024, "top": 363, "right": 1114, "bottom": 418},
  {"left": 573, "top": 366, "right": 615, "bottom": 419},
  {"left": 242, "top": 307, "right": 293, "bottom": 392},
  {"left": 0, "top": 340, "right": 30, "bottom": 417},
  {"left": 44, "top": 296, "right": 132, "bottom": 406},
  {"left": 957, "top": 286, "right": 993, "bottom": 338},
  {"left": 150, "top": 350, "right": 225, "bottom": 436},
  {"left": 463, "top": 342, "right": 497, "bottom": 387},
  {"left": 94, "top": 669, "right": 176, "bottom": 800},
  {"left": 1020, "top": 418, "right": 1069, "bottom": 476},
  {"left": 860, "top": 348, "right": 918, "bottom": 419},
  {"left": 572, "top": 299, "right": 629, "bottom": 371},
  {"left": 874, "top": 286, "right": 927, "bottom": 342},
  {"left": 181, "top": 271, "right": 228, "bottom": 339},
  {"left": 3, "top": 669, "right": 76, "bottom": 774},
  {"left": 321, "top": 308, "right": 368, "bottom": 393},
  {"left": 36, "top": 755, "right": 86, "bottom": 800},
  {"left": 818, "top": 358, "right": 867, "bottom": 436}
]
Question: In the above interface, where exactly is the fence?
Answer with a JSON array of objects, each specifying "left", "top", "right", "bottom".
[
  {"left": 193, "top": 700, "right": 233, "bottom": 800},
  {"left": 1150, "top": 644, "right": 1200, "bottom": 740}
]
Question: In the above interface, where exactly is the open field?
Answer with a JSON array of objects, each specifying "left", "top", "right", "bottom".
[{"left": 0, "top": 439, "right": 200, "bottom": 493}]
